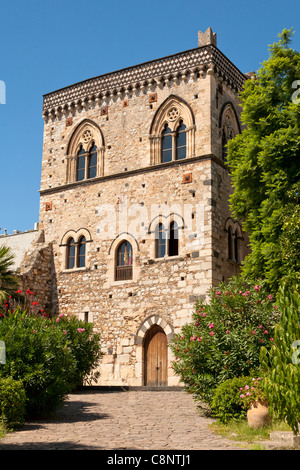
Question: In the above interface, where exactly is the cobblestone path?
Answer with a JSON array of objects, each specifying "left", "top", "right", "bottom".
[{"left": 0, "top": 389, "right": 249, "bottom": 450}]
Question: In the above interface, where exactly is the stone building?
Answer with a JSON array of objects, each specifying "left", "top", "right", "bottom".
[{"left": 6, "top": 28, "right": 250, "bottom": 386}]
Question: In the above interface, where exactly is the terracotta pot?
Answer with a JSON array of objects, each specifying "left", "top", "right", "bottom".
[{"left": 247, "top": 402, "right": 271, "bottom": 429}]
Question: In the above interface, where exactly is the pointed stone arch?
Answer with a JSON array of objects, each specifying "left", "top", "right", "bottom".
[
  {"left": 149, "top": 95, "right": 196, "bottom": 164},
  {"left": 66, "top": 119, "right": 105, "bottom": 182}
]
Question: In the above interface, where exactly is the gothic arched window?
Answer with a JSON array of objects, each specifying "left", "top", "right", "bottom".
[
  {"left": 66, "top": 120, "right": 104, "bottom": 183},
  {"left": 149, "top": 96, "right": 195, "bottom": 165},
  {"left": 116, "top": 241, "right": 133, "bottom": 281}
]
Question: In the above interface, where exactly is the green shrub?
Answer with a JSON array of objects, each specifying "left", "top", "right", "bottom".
[
  {"left": 170, "top": 277, "right": 278, "bottom": 406},
  {"left": 210, "top": 376, "right": 251, "bottom": 423},
  {"left": 0, "top": 307, "right": 101, "bottom": 418},
  {"left": 0, "top": 377, "right": 27, "bottom": 429}
]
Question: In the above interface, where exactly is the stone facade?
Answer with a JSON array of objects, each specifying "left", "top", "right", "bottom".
[{"left": 13, "top": 28, "right": 250, "bottom": 386}]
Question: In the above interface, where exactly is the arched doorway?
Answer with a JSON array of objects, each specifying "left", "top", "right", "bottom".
[{"left": 144, "top": 325, "right": 168, "bottom": 386}]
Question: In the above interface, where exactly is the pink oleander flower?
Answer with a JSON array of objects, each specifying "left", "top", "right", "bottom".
[
  {"left": 216, "top": 291, "right": 221, "bottom": 296},
  {"left": 197, "top": 336, "right": 203, "bottom": 342},
  {"left": 202, "top": 312, "right": 207, "bottom": 316},
  {"left": 63, "top": 330, "right": 67, "bottom": 335},
  {"left": 59, "top": 313, "right": 64, "bottom": 318},
  {"left": 245, "top": 385, "right": 249, "bottom": 389},
  {"left": 263, "top": 330, "right": 268, "bottom": 334},
  {"left": 209, "top": 322, "right": 214, "bottom": 329},
  {"left": 267, "top": 294, "right": 273, "bottom": 301},
  {"left": 209, "top": 331, "right": 214, "bottom": 336},
  {"left": 240, "top": 394, "right": 245, "bottom": 398},
  {"left": 270, "top": 338, "right": 274, "bottom": 342},
  {"left": 251, "top": 330, "right": 256, "bottom": 335},
  {"left": 226, "top": 330, "right": 230, "bottom": 334},
  {"left": 56, "top": 318, "right": 60, "bottom": 322},
  {"left": 254, "top": 285, "right": 261, "bottom": 291},
  {"left": 246, "top": 392, "right": 251, "bottom": 396}
]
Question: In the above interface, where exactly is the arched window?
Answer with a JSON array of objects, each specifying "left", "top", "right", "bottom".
[
  {"left": 175, "top": 121, "right": 186, "bottom": 160},
  {"left": 116, "top": 241, "right": 133, "bottom": 281},
  {"left": 66, "top": 120, "right": 104, "bottom": 183},
  {"left": 222, "top": 129, "right": 227, "bottom": 162},
  {"left": 67, "top": 238, "right": 76, "bottom": 269},
  {"left": 161, "top": 125, "right": 172, "bottom": 163},
  {"left": 77, "top": 236, "right": 86, "bottom": 268},
  {"left": 155, "top": 223, "right": 166, "bottom": 258},
  {"left": 88, "top": 142, "right": 97, "bottom": 179},
  {"left": 77, "top": 146, "right": 86, "bottom": 181},
  {"left": 149, "top": 96, "right": 195, "bottom": 165},
  {"left": 234, "top": 230, "right": 239, "bottom": 263},
  {"left": 169, "top": 221, "right": 178, "bottom": 256},
  {"left": 228, "top": 226, "right": 233, "bottom": 260}
]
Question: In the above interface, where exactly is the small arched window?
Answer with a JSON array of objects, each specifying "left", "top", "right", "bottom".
[
  {"left": 169, "top": 221, "right": 179, "bottom": 256},
  {"left": 155, "top": 223, "right": 166, "bottom": 258},
  {"left": 77, "top": 146, "right": 86, "bottom": 181},
  {"left": 67, "top": 238, "right": 76, "bottom": 269},
  {"left": 176, "top": 121, "right": 186, "bottom": 160},
  {"left": 161, "top": 125, "right": 173, "bottom": 163},
  {"left": 228, "top": 226, "right": 233, "bottom": 260},
  {"left": 88, "top": 143, "right": 97, "bottom": 179},
  {"left": 116, "top": 241, "right": 133, "bottom": 281},
  {"left": 77, "top": 236, "right": 86, "bottom": 268}
]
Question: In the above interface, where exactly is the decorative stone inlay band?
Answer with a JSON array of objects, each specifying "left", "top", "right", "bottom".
[
  {"left": 43, "top": 45, "right": 246, "bottom": 115},
  {"left": 134, "top": 315, "right": 174, "bottom": 345}
]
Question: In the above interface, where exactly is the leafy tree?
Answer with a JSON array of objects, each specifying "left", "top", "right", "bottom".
[
  {"left": 227, "top": 28, "right": 300, "bottom": 292},
  {"left": 0, "top": 245, "right": 19, "bottom": 303}
]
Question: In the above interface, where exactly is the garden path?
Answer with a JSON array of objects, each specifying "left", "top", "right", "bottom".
[{"left": 0, "top": 389, "right": 249, "bottom": 450}]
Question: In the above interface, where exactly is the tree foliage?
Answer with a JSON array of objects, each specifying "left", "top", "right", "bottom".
[
  {"left": 227, "top": 28, "right": 300, "bottom": 291},
  {"left": 0, "top": 245, "right": 19, "bottom": 303},
  {"left": 260, "top": 284, "right": 300, "bottom": 435}
]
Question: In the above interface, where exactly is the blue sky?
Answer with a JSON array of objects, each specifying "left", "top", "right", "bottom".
[{"left": 0, "top": 0, "right": 299, "bottom": 235}]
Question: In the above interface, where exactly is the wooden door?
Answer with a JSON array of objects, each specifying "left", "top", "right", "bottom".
[{"left": 144, "top": 325, "right": 168, "bottom": 386}]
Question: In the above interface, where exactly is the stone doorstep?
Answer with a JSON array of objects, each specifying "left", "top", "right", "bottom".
[{"left": 258, "top": 431, "right": 300, "bottom": 450}]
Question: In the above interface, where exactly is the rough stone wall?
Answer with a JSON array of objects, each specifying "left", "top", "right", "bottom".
[{"left": 18, "top": 230, "right": 54, "bottom": 313}]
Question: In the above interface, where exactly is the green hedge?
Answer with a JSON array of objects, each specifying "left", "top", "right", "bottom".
[{"left": 0, "top": 377, "right": 27, "bottom": 429}]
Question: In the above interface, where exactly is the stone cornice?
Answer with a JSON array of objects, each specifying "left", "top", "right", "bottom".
[
  {"left": 42, "top": 45, "right": 246, "bottom": 117},
  {"left": 39, "top": 153, "right": 229, "bottom": 196}
]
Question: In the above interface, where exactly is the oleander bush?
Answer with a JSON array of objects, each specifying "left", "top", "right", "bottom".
[
  {"left": 210, "top": 376, "right": 252, "bottom": 423},
  {"left": 0, "top": 377, "right": 27, "bottom": 429},
  {"left": 170, "top": 277, "right": 278, "bottom": 407},
  {"left": 0, "top": 299, "right": 101, "bottom": 418}
]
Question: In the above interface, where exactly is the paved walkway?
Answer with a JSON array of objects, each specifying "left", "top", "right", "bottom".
[{"left": 0, "top": 389, "right": 248, "bottom": 450}]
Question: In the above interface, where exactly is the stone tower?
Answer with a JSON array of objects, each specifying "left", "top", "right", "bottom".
[{"left": 36, "top": 29, "right": 248, "bottom": 386}]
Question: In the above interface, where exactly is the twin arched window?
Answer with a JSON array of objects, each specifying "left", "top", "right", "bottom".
[
  {"left": 161, "top": 121, "right": 186, "bottom": 163},
  {"left": 66, "top": 236, "right": 86, "bottom": 269},
  {"left": 155, "top": 221, "right": 179, "bottom": 258},
  {"left": 76, "top": 142, "right": 98, "bottom": 181}
]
